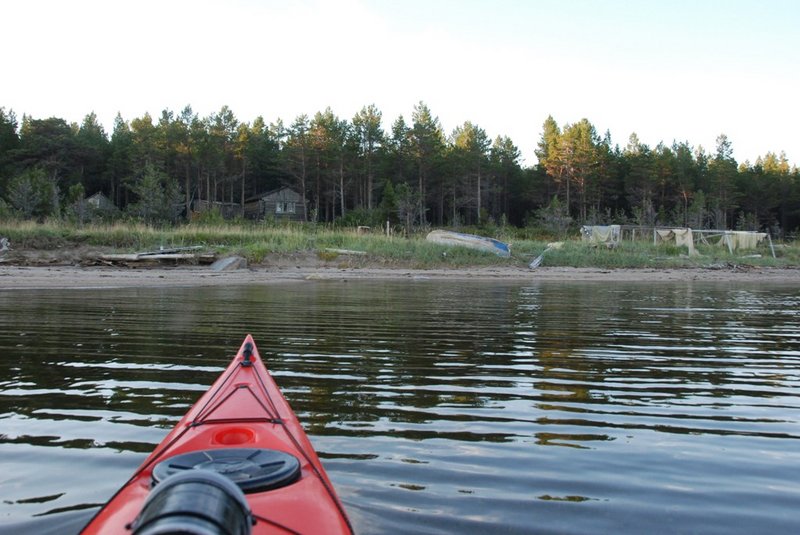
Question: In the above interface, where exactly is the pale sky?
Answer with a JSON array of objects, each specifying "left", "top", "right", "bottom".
[{"left": 3, "top": 0, "right": 798, "bottom": 166}]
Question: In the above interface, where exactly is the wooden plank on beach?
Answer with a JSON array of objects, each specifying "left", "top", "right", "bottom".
[
  {"left": 99, "top": 253, "right": 201, "bottom": 262},
  {"left": 324, "top": 248, "right": 367, "bottom": 256}
]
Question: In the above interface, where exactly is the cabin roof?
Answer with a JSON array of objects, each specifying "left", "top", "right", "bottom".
[{"left": 245, "top": 186, "right": 304, "bottom": 203}]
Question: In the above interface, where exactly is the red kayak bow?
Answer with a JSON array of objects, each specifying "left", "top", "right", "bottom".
[{"left": 81, "top": 335, "right": 352, "bottom": 535}]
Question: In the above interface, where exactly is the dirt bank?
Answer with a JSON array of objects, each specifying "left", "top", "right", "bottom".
[
  {"left": 2, "top": 263, "right": 799, "bottom": 290},
  {"left": 1, "top": 244, "right": 798, "bottom": 289}
]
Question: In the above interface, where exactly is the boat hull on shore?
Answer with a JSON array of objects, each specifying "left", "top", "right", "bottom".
[{"left": 426, "top": 230, "right": 511, "bottom": 257}]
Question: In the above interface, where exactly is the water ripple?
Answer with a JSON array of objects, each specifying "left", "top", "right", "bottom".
[{"left": 1, "top": 282, "right": 799, "bottom": 534}]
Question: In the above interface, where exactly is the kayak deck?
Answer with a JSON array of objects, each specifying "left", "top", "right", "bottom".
[{"left": 81, "top": 335, "right": 352, "bottom": 534}]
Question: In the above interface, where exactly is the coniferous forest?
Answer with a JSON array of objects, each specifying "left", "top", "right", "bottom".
[{"left": 1, "top": 103, "right": 798, "bottom": 236}]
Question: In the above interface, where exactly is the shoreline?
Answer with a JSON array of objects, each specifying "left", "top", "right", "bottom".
[{"left": 2, "top": 264, "right": 799, "bottom": 290}]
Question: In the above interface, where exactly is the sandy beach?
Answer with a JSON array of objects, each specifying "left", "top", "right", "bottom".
[{"left": 2, "top": 263, "right": 799, "bottom": 290}]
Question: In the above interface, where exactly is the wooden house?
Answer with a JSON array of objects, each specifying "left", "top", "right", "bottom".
[
  {"left": 68, "top": 192, "right": 118, "bottom": 222},
  {"left": 86, "top": 192, "right": 116, "bottom": 211},
  {"left": 244, "top": 187, "right": 307, "bottom": 221}
]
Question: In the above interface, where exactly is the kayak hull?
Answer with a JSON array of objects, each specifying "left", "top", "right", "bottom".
[{"left": 81, "top": 335, "right": 352, "bottom": 534}]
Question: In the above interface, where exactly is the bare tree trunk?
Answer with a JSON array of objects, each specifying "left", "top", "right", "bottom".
[
  {"left": 240, "top": 157, "right": 246, "bottom": 211},
  {"left": 297, "top": 144, "right": 308, "bottom": 221},
  {"left": 367, "top": 151, "right": 373, "bottom": 210},
  {"left": 503, "top": 170, "right": 509, "bottom": 220},
  {"left": 339, "top": 160, "right": 345, "bottom": 218},
  {"left": 315, "top": 155, "right": 321, "bottom": 221},
  {"left": 418, "top": 166, "right": 426, "bottom": 225},
  {"left": 477, "top": 166, "right": 482, "bottom": 224},
  {"left": 452, "top": 188, "right": 456, "bottom": 225},
  {"left": 300, "top": 171, "right": 307, "bottom": 222},
  {"left": 185, "top": 164, "right": 191, "bottom": 221}
]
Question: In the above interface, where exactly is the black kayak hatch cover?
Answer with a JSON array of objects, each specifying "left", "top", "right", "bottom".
[{"left": 152, "top": 448, "right": 301, "bottom": 493}]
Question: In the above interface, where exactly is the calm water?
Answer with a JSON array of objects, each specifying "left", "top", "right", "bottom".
[{"left": 1, "top": 280, "right": 799, "bottom": 534}]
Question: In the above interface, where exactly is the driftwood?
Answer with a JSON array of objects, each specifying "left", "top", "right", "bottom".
[
  {"left": 100, "top": 253, "right": 200, "bottom": 262},
  {"left": 324, "top": 248, "right": 367, "bottom": 256},
  {"left": 97, "top": 246, "right": 215, "bottom": 267}
]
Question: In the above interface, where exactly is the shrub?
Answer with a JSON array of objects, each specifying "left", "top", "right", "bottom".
[{"left": 7, "top": 168, "right": 60, "bottom": 220}]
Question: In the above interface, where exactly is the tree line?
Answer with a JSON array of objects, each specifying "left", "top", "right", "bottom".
[{"left": 0, "top": 104, "right": 798, "bottom": 235}]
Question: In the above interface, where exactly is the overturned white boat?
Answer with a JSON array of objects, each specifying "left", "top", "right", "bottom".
[{"left": 426, "top": 230, "right": 511, "bottom": 257}]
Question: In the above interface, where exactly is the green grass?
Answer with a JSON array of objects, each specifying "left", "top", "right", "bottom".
[
  {"left": 517, "top": 239, "right": 799, "bottom": 269},
  {"left": 1, "top": 219, "right": 797, "bottom": 269}
]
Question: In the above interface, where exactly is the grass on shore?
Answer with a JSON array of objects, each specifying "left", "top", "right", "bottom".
[{"left": 1, "top": 220, "right": 797, "bottom": 269}]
